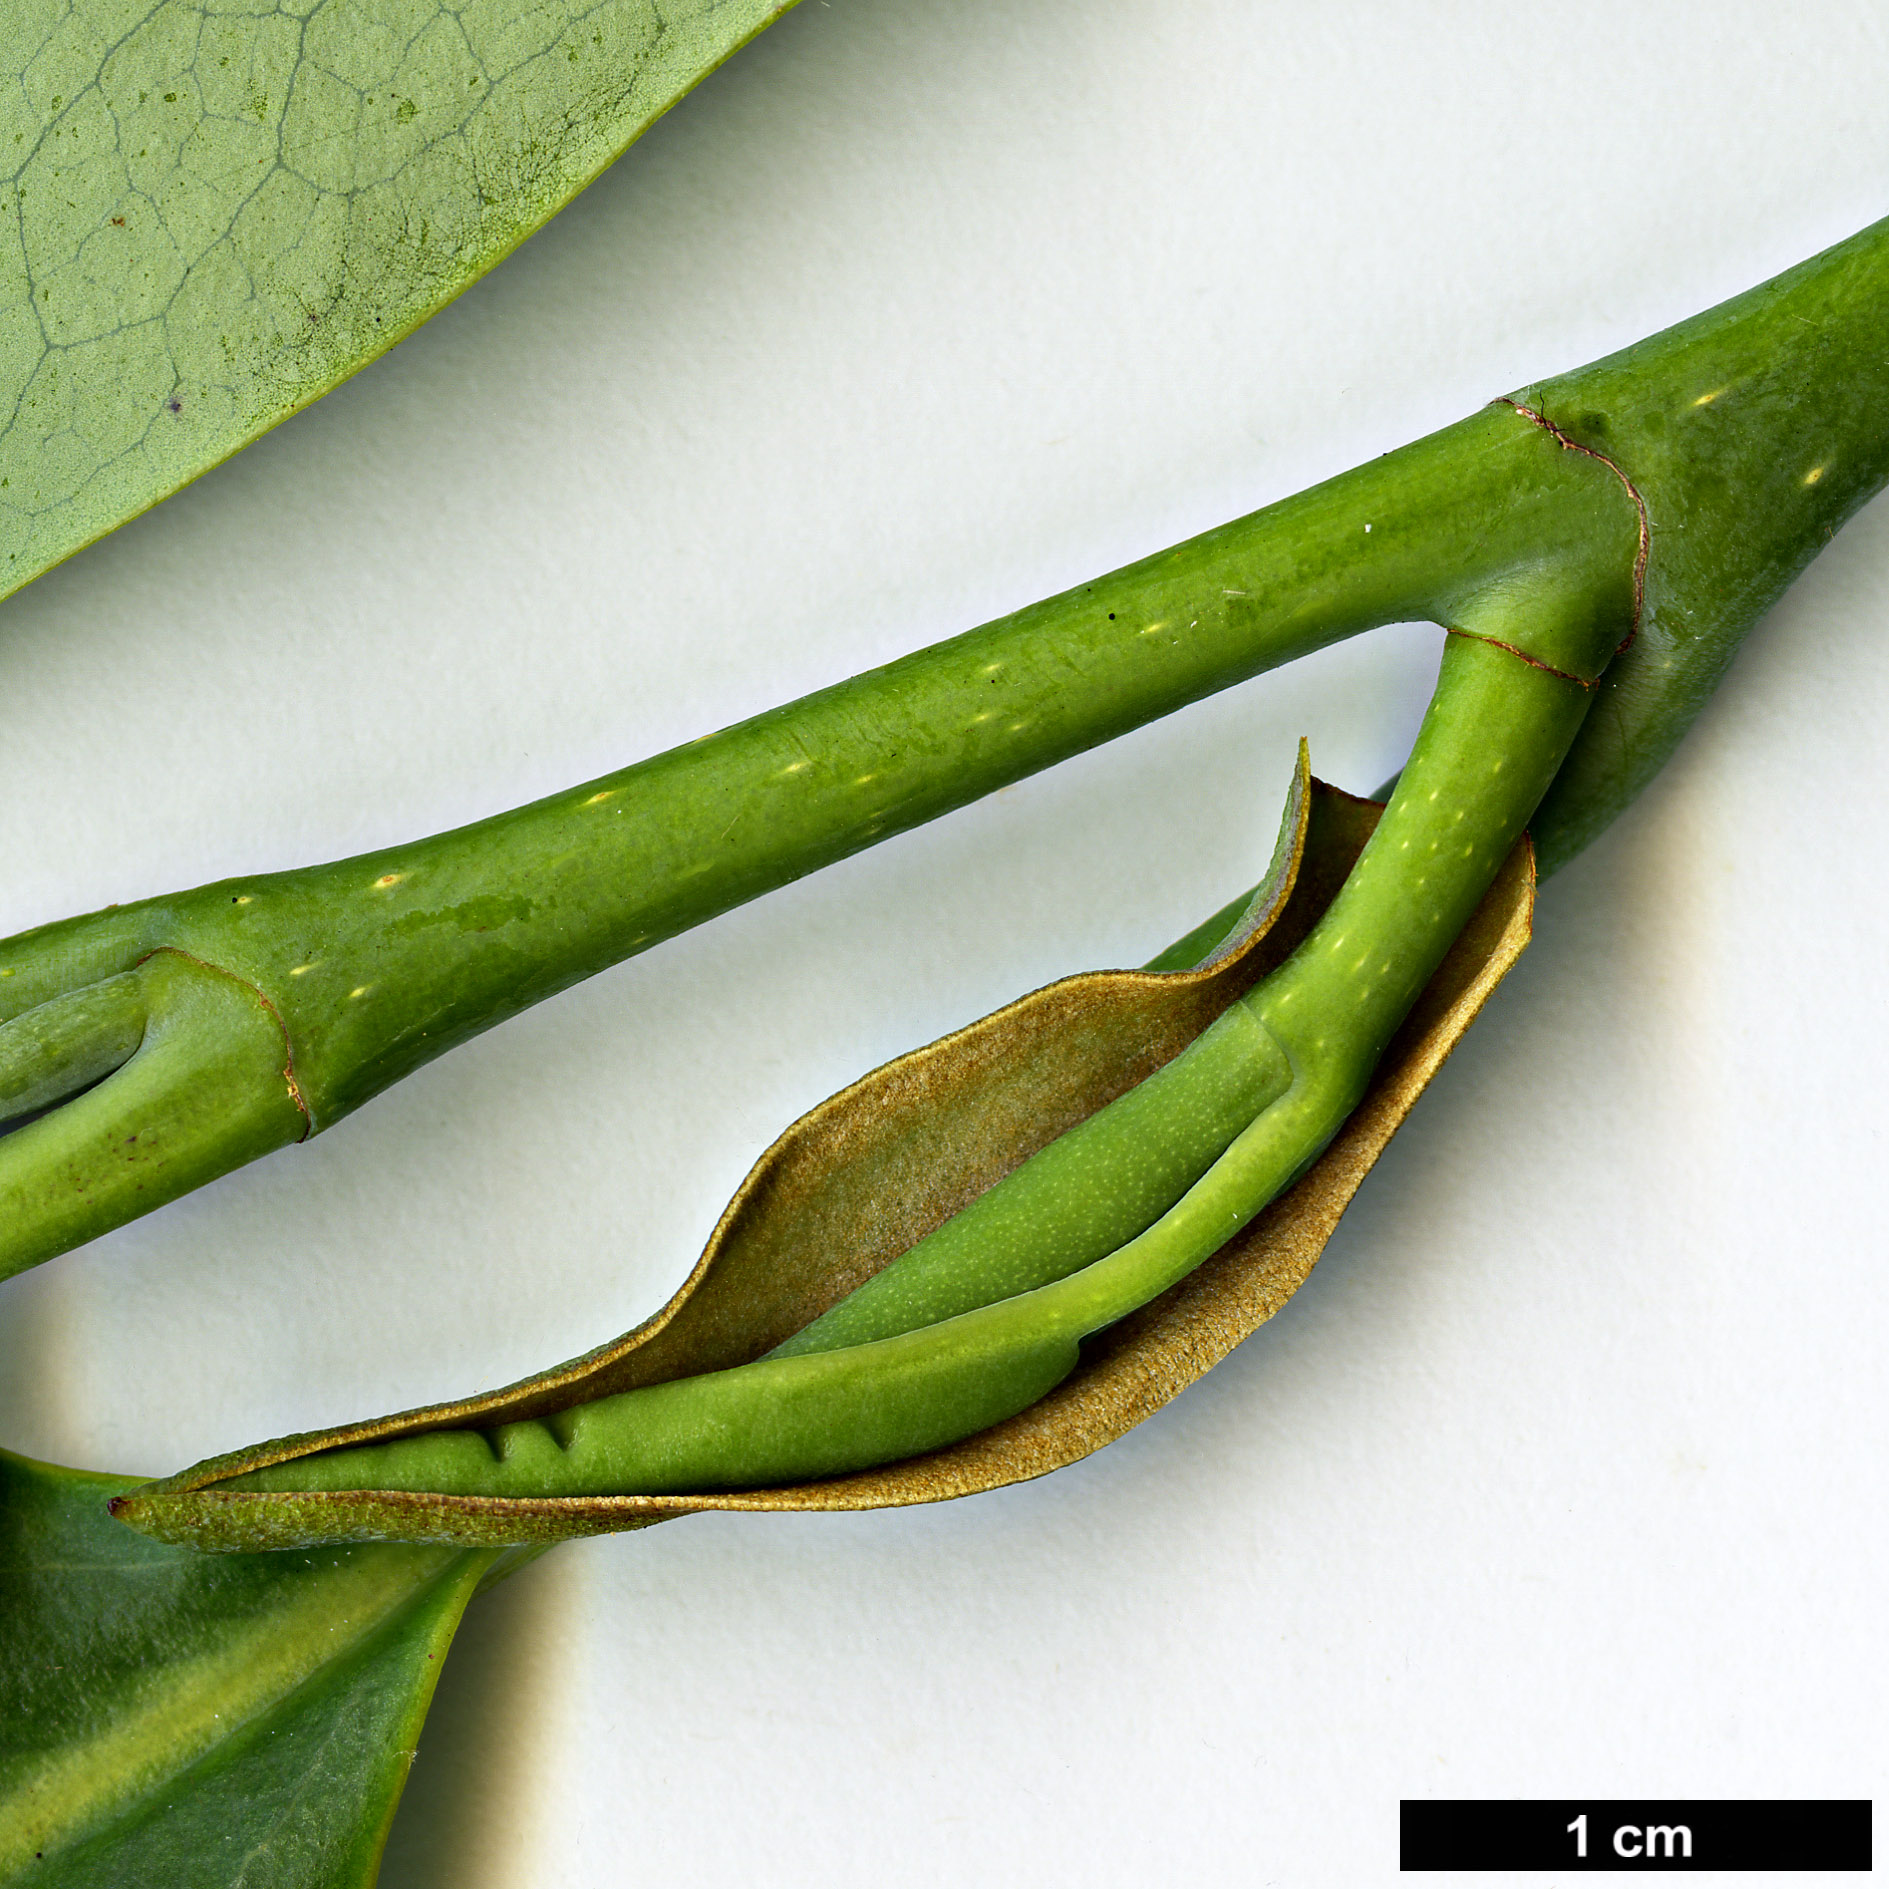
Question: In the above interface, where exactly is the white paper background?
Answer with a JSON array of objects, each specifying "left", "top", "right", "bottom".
[{"left": 2, "top": 2, "right": 1885, "bottom": 1883}]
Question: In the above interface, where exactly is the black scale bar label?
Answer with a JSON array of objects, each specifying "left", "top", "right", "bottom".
[{"left": 1401, "top": 1799, "right": 1872, "bottom": 1871}]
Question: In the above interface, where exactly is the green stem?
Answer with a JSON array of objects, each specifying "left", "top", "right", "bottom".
[
  {"left": 1525, "top": 218, "right": 1889, "bottom": 869},
  {"left": 1, "top": 406, "right": 1595, "bottom": 1118},
  {"left": 8, "top": 214, "right": 1889, "bottom": 1283},
  {"left": 0, "top": 404, "right": 1619, "bottom": 1279}
]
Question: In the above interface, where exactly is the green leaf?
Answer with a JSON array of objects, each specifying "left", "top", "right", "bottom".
[
  {"left": 0, "top": 1447, "right": 493, "bottom": 1887},
  {"left": 0, "top": 0, "right": 796, "bottom": 600}
]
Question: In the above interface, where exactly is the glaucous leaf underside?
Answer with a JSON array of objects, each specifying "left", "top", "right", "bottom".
[{"left": 0, "top": 0, "right": 795, "bottom": 598}]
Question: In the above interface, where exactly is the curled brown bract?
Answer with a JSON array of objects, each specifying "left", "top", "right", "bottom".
[{"left": 120, "top": 764, "right": 1533, "bottom": 1551}]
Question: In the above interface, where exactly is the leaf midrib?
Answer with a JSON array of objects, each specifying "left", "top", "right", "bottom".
[{"left": 0, "top": 1547, "right": 461, "bottom": 1874}]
